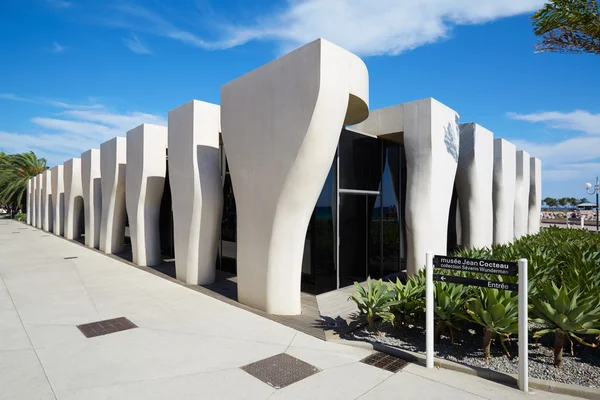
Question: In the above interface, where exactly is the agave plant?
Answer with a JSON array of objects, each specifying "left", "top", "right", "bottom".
[
  {"left": 387, "top": 275, "right": 425, "bottom": 329},
  {"left": 530, "top": 282, "right": 600, "bottom": 367},
  {"left": 465, "top": 288, "right": 519, "bottom": 361},
  {"left": 434, "top": 282, "right": 469, "bottom": 343},
  {"left": 349, "top": 277, "right": 397, "bottom": 335}
]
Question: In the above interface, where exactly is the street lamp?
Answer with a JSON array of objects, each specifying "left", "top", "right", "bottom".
[{"left": 584, "top": 177, "right": 599, "bottom": 232}]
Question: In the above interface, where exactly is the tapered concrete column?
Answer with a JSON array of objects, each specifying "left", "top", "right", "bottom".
[
  {"left": 126, "top": 124, "right": 168, "bottom": 267},
  {"left": 528, "top": 157, "right": 542, "bottom": 235},
  {"left": 455, "top": 123, "right": 493, "bottom": 248},
  {"left": 493, "top": 139, "right": 516, "bottom": 245},
  {"left": 169, "top": 101, "right": 221, "bottom": 284},
  {"left": 82, "top": 149, "right": 102, "bottom": 249},
  {"left": 26, "top": 178, "right": 32, "bottom": 225},
  {"left": 51, "top": 165, "right": 65, "bottom": 236},
  {"left": 403, "top": 99, "right": 460, "bottom": 274},
  {"left": 100, "top": 137, "right": 127, "bottom": 254},
  {"left": 64, "top": 158, "right": 84, "bottom": 240},
  {"left": 221, "top": 38, "right": 369, "bottom": 314},
  {"left": 35, "top": 174, "right": 42, "bottom": 228},
  {"left": 41, "top": 170, "right": 53, "bottom": 232},
  {"left": 514, "top": 150, "right": 530, "bottom": 239}
]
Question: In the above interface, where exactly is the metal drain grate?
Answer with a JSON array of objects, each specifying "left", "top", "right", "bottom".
[
  {"left": 241, "top": 353, "right": 320, "bottom": 389},
  {"left": 77, "top": 317, "right": 138, "bottom": 338},
  {"left": 360, "top": 352, "right": 410, "bottom": 373},
  {"left": 64, "top": 256, "right": 78, "bottom": 259}
]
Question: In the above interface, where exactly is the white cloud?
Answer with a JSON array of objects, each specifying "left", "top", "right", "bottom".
[
  {"left": 47, "top": 0, "right": 72, "bottom": 8},
  {"left": 51, "top": 41, "right": 66, "bottom": 53},
  {"left": 508, "top": 110, "right": 600, "bottom": 135},
  {"left": 0, "top": 98, "right": 166, "bottom": 166},
  {"left": 0, "top": 93, "right": 37, "bottom": 103},
  {"left": 508, "top": 110, "right": 600, "bottom": 185},
  {"left": 123, "top": 34, "right": 153, "bottom": 55},
  {"left": 110, "top": 0, "right": 545, "bottom": 56}
]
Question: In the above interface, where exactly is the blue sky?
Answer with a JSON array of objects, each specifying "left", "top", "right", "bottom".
[{"left": 1, "top": 0, "right": 599, "bottom": 199}]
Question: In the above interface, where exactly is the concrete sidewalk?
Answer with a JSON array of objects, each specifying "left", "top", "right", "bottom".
[{"left": 0, "top": 220, "right": 578, "bottom": 399}]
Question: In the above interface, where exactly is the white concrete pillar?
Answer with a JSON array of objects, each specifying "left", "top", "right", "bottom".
[
  {"left": 99, "top": 137, "right": 127, "bottom": 254},
  {"left": 26, "top": 178, "right": 32, "bottom": 225},
  {"left": 528, "top": 157, "right": 542, "bottom": 235},
  {"left": 456, "top": 123, "right": 493, "bottom": 249},
  {"left": 51, "top": 165, "right": 65, "bottom": 236},
  {"left": 169, "top": 101, "right": 221, "bottom": 284},
  {"left": 82, "top": 149, "right": 102, "bottom": 249},
  {"left": 35, "top": 174, "right": 42, "bottom": 228},
  {"left": 41, "top": 170, "right": 53, "bottom": 232},
  {"left": 221, "top": 38, "right": 369, "bottom": 314},
  {"left": 514, "top": 150, "right": 530, "bottom": 239},
  {"left": 64, "top": 158, "right": 84, "bottom": 240},
  {"left": 403, "top": 98, "right": 460, "bottom": 274},
  {"left": 493, "top": 139, "right": 516, "bottom": 245},
  {"left": 126, "top": 124, "right": 168, "bottom": 267}
]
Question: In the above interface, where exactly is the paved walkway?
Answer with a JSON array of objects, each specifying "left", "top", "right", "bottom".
[{"left": 0, "top": 220, "right": 579, "bottom": 399}]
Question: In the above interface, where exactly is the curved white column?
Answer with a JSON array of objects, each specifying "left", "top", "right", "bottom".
[
  {"left": 82, "top": 149, "right": 102, "bottom": 249},
  {"left": 493, "top": 139, "right": 516, "bottom": 245},
  {"left": 64, "top": 158, "right": 84, "bottom": 240},
  {"left": 27, "top": 178, "right": 32, "bottom": 225},
  {"left": 514, "top": 150, "right": 530, "bottom": 239},
  {"left": 403, "top": 99, "right": 460, "bottom": 275},
  {"left": 221, "top": 38, "right": 369, "bottom": 314},
  {"left": 168, "top": 101, "right": 221, "bottom": 284},
  {"left": 528, "top": 157, "right": 542, "bottom": 235},
  {"left": 126, "top": 124, "right": 168, "bottom": 267},
  {"left": 100, "top": 137, "right": 127, "bottom": 254},
  {"left": 35, "top": 174, "right": 42, "bottom": 228},
  {"left": 41, "top": 170, "right": 53, "bottom": 232},
  {"left": 51, "top": 165, "right": 65, "bottom": 236},
  {"left": 456, "top": 123, "right": 493, "bottom": 248}
]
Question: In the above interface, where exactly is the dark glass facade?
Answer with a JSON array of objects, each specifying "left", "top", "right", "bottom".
[{"left": 218, "top": 129, "right": 407, "bottom": 294}]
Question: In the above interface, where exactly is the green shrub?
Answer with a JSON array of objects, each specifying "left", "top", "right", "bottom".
[
  {"left": 387, "top": 274, "right": 425, "bottom": 329},
  {"left": 434, "top": 282, "right": 470, "bottom": 343},
  {"left": 530, "top": 282, "right": 600, "bottom": 367},
  {"left": 465, "top": 288, "right": 519, "bottom": 360},
  {"left": 15, "top": 213, "right": 26, "bottom": 222},
  {"left": 349, "top": 277, "right": 398, "bottom": 335}
]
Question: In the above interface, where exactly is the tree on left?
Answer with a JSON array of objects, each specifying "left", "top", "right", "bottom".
[{"left": 0, "top": 151, "right": 48, "bottom": 217}]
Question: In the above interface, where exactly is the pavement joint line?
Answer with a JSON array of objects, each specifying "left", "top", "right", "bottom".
[
  {"left": 0, "top": 270, "right": 59, "bottom": 400},
  {"left": 402, "top": 369, "right": 491, "bottom": 399},
  {"left": 72, "top": 262, "right": 102, "bottom": 319},
  {"left": 135, "top": 326, "right": 292, "bottom": 348},
  {"left": 354, "top": 370, "right": 402, "bottom": 400}
]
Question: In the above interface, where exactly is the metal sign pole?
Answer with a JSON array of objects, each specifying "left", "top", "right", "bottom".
[
  {"left": 426, "top": 252, "right": 434, "bottom": 369},
  {"left": 518, "top": 258, "right": 528, "bottom": 392}
]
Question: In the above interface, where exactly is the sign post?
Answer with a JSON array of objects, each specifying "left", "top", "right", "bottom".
[
  {"left": 518, "top": 258, "right": 528, "bottom": 392},
  {"left": 425, "top": 253, "right": 528, "bottom": 392},
  {"left": 426, "top": 252, "right": 434, "bottom": 369}
]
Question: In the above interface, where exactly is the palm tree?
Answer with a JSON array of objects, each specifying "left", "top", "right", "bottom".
[
  {"left": 544, "top": 197, "right": 558, "bottom": 208},
  {"left": 558, "top": 197, "right": 569, "bottom": 208},
  {"left": 0, "top": 152, "right": 48, "bottom": 215},
  {"left": 532, "top": 0, "right": 600, "bottom": 54},
  {"left": 568, "top": 197, "right": 579, "bottom": 208}
]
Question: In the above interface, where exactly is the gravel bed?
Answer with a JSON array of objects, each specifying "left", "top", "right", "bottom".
[{"left": 344, "top": 321, "right": 600, "bottom": 388}]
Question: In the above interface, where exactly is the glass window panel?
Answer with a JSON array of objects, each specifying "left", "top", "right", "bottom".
[{"left": 338, "top": 129, "right": 383, "bottom": 191}]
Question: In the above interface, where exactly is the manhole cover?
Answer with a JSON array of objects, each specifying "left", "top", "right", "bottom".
[
  {"left": 360, "top": 352, "right": 410, "bottom": 373},
  {"left": 241, "top": 353, "right": 320, "bottom": 389},
  {"left": 77, "top": 317, "right": 138, "bottom": 338}
]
